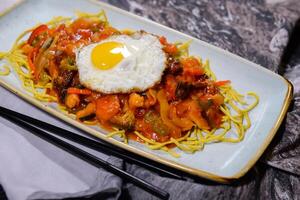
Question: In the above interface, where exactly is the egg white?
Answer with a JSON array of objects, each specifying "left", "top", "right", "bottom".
[{"left": 76, "top": 33, "right": 166, "bottom": 93}]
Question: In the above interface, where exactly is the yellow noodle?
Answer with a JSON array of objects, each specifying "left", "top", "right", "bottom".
[
  {"left": 243, "top": 92, "right": 259, "bottom": 112},
  {"left": 82, "top": 120, "right": 98, "bottom": 125},
  {"left": 176, "top": 40, "right": 192, "bottom": 57},
  {"left": 243, "top": 112, "right": 251, "bottom": 130},
  {"left": 0, "top": 65, "right": 10, "bottom": 76},
  {"left": 106, "top": 130, "right": 126, "bottom": 141},
  {"left": 75, "top": 10, "right": 108, "bottom": 25},
  {"left": 161, "top": 147, "right": 180, "bottom": 158}
]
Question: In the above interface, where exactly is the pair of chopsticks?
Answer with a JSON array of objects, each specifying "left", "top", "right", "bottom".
[
  {"left": 0, "top": 106, "right": 183, "bottom": 180},
  {"left": 0, "top": 106, "right": 170, "bottom": 200}
]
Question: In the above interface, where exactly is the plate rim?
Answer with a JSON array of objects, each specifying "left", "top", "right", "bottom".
[{"left": 0, "top": 0, "right": 293, "bottom": 183}]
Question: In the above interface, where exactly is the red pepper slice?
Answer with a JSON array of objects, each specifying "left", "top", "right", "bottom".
[
  {"left": 214, "top": 80, "right": 231, "bottom": 87},
  {"left": 159, "top": 36, "right": 167, "bottom": 45},
  {"left": 27, "top": 48, "right": 38, "bottom": 74},
  {"left": 28, "top": 24, "right": 49, "bottom": 45},
  {"left": 67, "top": 88, "right": 92, "bottom": 95}
]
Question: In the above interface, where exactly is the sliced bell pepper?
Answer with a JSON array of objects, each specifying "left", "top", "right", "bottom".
[
  {"left": 27, "top": 47, "right": 38, "bottom": 74},
  {"left": 28, "top": 24, "right": 49, "bottom": 45},
  {"left": 214, "top": 80, "right": 231, "bottom": 87},
  {"left": 67, "top": 87, "right": 92, "bottom": 95}
]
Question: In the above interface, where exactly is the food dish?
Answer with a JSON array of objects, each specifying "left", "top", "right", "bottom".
[
  {"left": 0, "top": 0, "right": 292, "bottom": 182},
  {"left": 0, "top": 10, "right": 259, "bottom": 157}
]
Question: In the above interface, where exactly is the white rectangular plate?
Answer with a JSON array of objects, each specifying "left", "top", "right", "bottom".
[{"left": 0, "top": 0, "right": 292, "bottom": 182}]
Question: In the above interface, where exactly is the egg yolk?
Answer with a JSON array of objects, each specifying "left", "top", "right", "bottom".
[{"left": 91, "top": 42, "right": 130, "bottom": 70}]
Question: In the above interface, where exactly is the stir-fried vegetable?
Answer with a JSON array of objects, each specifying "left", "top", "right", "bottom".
[
  {"left": 144, "top": 111, "right": 169, "bottom": 136},
  {"left": 96, "top": 95, "right": 120, "bottom": 122},
  {"left": 67, "top": 87, "right": 92, "bottom": 95},
  {"left": 22, "top": 15, "right": 227, "bottom": 144},
  {"left": 76, "top": 102, "right": 96, "bottom": 120},
  {"left": 28, "top": 24, "right": 49, "bottom": 45}
]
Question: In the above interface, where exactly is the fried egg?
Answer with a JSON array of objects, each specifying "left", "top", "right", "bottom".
[{"left": 76, "top": 33, "right": 166, "bottom": 93}]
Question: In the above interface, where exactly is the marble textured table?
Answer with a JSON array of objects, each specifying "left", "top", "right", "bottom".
[{"left": 0, "top": 0, "right": 300, "bottom": 199}]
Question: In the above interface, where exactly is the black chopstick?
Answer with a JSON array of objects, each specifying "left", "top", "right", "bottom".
[
  {"left": 0, "top": 106, "right": 184, "bottom": 180},
  {"left": 0, "top": 110, "right": 170, "bottom": 200}
]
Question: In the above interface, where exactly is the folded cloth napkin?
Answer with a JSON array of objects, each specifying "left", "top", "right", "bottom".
[{"left": 1, "top": 0, "right": 300, "bottom": 200}]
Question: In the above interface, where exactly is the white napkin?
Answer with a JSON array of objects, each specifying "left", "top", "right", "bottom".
[{"left": 0, "top": 87, "right": 122, "bottom": 200}]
